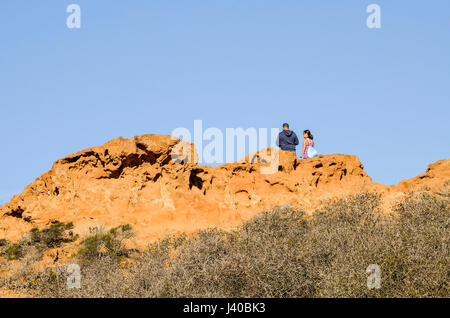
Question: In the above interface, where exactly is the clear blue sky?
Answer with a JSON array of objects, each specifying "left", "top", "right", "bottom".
[{"left": 1, "top": 1, "right": 449, "bottom": 205}]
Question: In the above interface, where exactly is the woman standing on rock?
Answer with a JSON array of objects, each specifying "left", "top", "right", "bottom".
[{"left": 301, "top": 130, "right": 315, "bottom": 159}]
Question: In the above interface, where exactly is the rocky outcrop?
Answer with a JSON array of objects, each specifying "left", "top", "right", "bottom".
[
  {"left": 395, "top": 159, "right": 450, "bottom": 192},
  {"left": 0, "top": 134, "right": 448, "bottom": 246}
]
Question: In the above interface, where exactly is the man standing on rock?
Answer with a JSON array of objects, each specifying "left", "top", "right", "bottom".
[{"left": 276, "top": 123, "right": 299, "bottom": 153}]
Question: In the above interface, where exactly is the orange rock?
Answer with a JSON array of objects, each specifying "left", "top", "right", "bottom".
[
  {"left": 0, "top": 134, "right": 448, "bottom": 247},
  {"left": 394, "top": 159, "right": 450, "bottom": 192}
]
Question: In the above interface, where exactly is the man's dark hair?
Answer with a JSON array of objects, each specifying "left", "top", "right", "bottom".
[{"left": 282, "top": 123, "right": 289, "bottom": 129}]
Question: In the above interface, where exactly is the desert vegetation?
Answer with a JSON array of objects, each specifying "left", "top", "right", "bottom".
[
  {"left": 74, "top": 224, "right": 134, "bottom": 264},
  {"left": 0, "top": 222, "right": 77, "bottom": 261},
  {"left": 0, "top": 191, "right": 448, "bottom": 298}
]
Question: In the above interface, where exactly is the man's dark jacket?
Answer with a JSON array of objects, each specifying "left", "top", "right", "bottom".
[{"left": 276, "top": 130, "right": 299, "bottom": 152}]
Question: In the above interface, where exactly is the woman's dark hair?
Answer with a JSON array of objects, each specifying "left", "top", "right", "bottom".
[{"left": 303, "top": 130, "right": 313, "bottom": 140}]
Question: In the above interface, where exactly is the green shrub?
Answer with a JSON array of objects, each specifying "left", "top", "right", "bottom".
[
  {"left": 29, "top": 222, "right": 78, "bottom": 250},
  {"left": 0, "top": 239, "right": 9, "bottom": 247},
  {"left": 0, "top": 222, "right": 78, "bottom": 262},
  {"left": 75, "top": 225, "right": 134, "bottom": 264},
  {"left": 5, "top": 243, "right": 22, "bottom": 260}
]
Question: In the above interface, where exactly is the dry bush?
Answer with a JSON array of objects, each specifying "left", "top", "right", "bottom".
[
  {"left": 33, "top": 257, "right": 132, "bottom": 298},
  {"left": 25, "top": 192, "right": 450, "bottom": 298},
  {"left": 0, "top": 222, "right": 78, "bottom": 293}
]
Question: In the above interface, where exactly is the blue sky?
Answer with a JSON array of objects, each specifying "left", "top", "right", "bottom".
[{"left": 1, "top": 1, "right": 449, "bottom": 205}]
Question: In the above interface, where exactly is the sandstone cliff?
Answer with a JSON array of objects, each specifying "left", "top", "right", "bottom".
[{"left": 0, "top": 134, "right": 448, "bottom": 246}]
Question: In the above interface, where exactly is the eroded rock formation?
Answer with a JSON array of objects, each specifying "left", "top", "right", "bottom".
[{"left": 0, "top": 134, "right": 448, "bottom": 246}]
